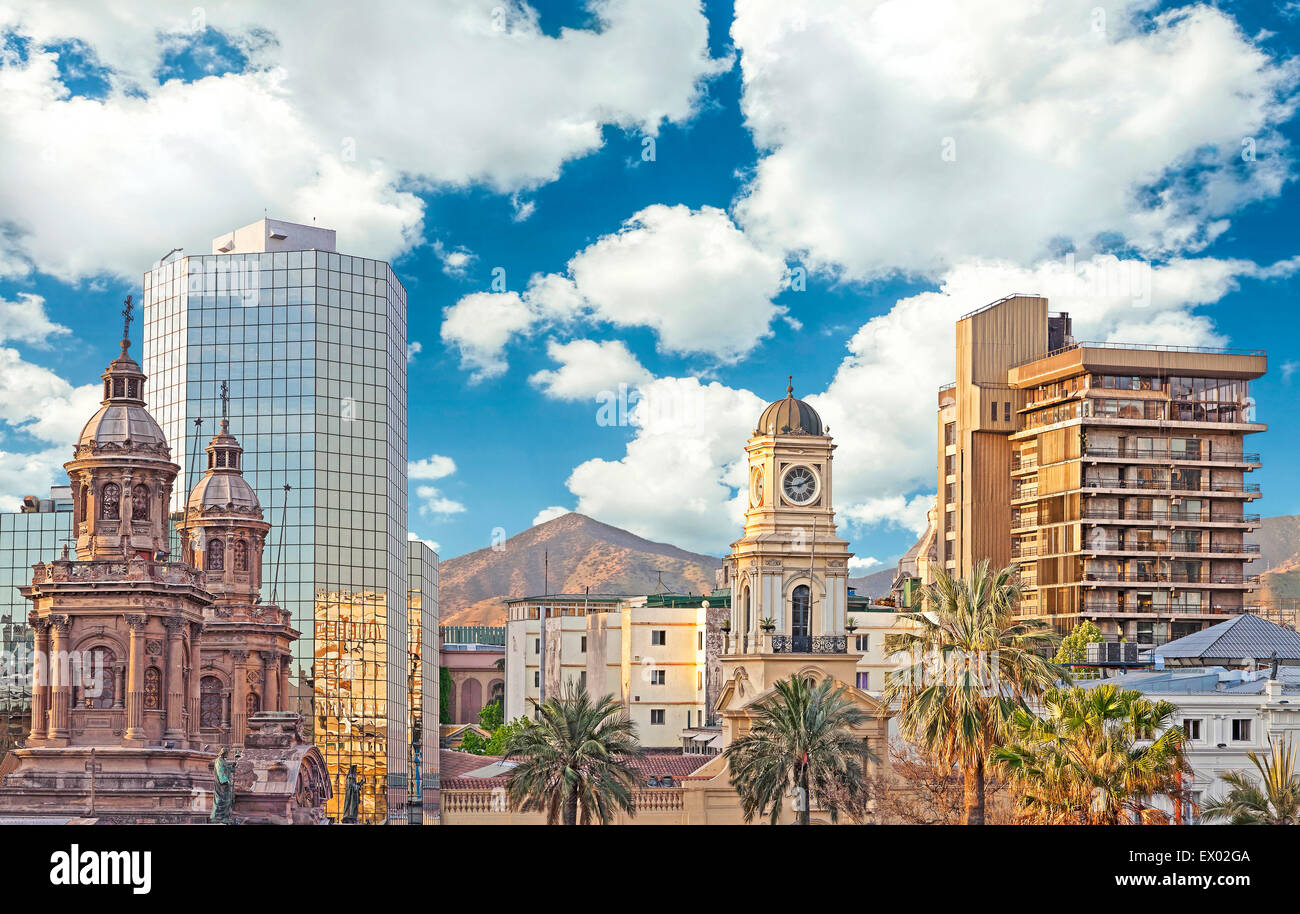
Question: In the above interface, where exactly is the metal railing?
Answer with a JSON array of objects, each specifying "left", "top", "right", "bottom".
[
  {"left": 1082, "top": 572, "right": 1260, "bottom": 585},
  {"left": 1083, "top": 446, "right": 1260, "bottom": 464},
  {"left": 771, "top": 634, "right": 847, "bottom": 654},
  {"left": 1082, "top": 542, "right": 1260, "bottom": 555},
  {"left": 1080, "top": 508, "right": 1260, "bottom": 525},
  {"left": 1081, "top": 478, "right": 1260, "bottom": 494}
]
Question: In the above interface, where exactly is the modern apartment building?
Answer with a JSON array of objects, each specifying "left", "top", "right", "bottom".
[
  {"left": 141, "top": 218, "right": 415, "bottom": 822},
  {"left": 937, "top": 294, "right": 1266, "bottom": 647}
]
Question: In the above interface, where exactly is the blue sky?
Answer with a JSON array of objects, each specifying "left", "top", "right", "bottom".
[{"left": 1, "top": 1, "right": 1298, "bottom": 575}]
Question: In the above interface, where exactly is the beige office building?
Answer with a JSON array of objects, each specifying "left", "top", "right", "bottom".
[{"left": 937, "top": 294, "right": 1265, "bottom": 647}]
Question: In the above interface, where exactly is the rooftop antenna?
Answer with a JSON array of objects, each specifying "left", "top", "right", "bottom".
[{"left": 271, "top": 484, "right": 291, "bottom": 604}]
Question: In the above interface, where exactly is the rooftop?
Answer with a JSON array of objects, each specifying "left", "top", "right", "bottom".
[
  {"left": 1154, "top": 614, "right": 1300, "bottom": 666},
  {"left": 211, "top": 218, "right": 337, "bottom": 255}
]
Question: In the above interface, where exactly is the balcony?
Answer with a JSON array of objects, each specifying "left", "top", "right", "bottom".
[
  {"left": 771, "top": 634, "right": 847, "bottom": 654},
  {"left": 1079, "top": 601, "right": 1239, "bottom": 616},
  {"left": 1080, "top": 478, "right": 1260, "bottom": 496},
  {"left": 1082, "top": 541, "right": 1260, "bottom": 556},
  {"left": 1080, "top": 508, "right": 1260, "bottom": 526},
  {"left": 1082, "top": 571, "right": 1260, "bottom": 585},
  {"left": 1083, "top": 446, "right": 1260, "bottom": 466}
]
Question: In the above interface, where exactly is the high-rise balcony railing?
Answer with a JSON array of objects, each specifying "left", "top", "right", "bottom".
[
  {"left": 1082, "top": 571, "right": 1260, "bottom": 585},
  {"left": 1079, "top": 601, "right": 1238, "bottom": 616},
  {"left": 1080, "top": 507, "right": 1260, "bottom": 525},
  {"left": 1081, "top": 478, "right": 1260, "bottom": 495},
  {"left": 1082, "top": 541, "right": 1260, "bottom": 555},
  {"left": 1083, "top": 446, "right": 1260, "bottom": 465}
]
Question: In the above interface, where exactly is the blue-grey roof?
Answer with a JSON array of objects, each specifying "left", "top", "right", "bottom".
[{"left": 1154, "top": 614, "right": 1300, "bottom": 663}]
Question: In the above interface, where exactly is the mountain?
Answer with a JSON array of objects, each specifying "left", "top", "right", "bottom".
[
  {"left": 437, "top": 513, "right": 723, "bottom": 626},
  {"left": 1254, "top": 514, "right": 1300, "bottom": 613}
]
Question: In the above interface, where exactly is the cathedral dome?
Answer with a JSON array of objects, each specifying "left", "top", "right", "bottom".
[
  {"left": 186, "top": 421, "right": 262, "bottom": 514},
  {"left": 77, "top": 354, "right": 169, "bottom": 449},
  {"left": 758, "top": 378, "right": 824, "bottom": 436}
]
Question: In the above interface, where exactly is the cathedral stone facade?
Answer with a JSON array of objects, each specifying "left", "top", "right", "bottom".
[{"left": 0, "top": 310, "right": 328, "bottom": 823}]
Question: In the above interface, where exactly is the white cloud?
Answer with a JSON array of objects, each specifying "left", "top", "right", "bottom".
[
  {"left": 406, "top": 531, "right": 441, "bottom": 555},
  {"left": 434, "top": 242, "right": 476, "bottom": 278},
  {"left": 409, "top": 454, "right": 457, "bottom": 480},
  {"left": 564, "top": 377, "right": 765, "bottom": 553},
  {"left": 0, "top": 347, "right": 101, "bottom": 444},
  {"left": 529, "top": 339, "right": 652, "bottom": 401},
  {"left": 409, "top": 453, "right": 463, "bottom": 518},
  {"left": 406, "top": 341, "right": 422, "bottom": 363},
  {"left": 733, "top": 0, "right": 1298, "bottom": 279},
  {"left": 848, "top": 556, "right": 883, "bottom": 574},
  {"left": 532, "top": 505, "right": 571, "bottom": 526},
  {"left": 0, "top": 445, "right": 70, "bottom": 512},
  {"left": 442, "top": 205, "right": 789, "bottom": 379},
  {"left": 0, "top": 0, "right": 729, "bottom": 280},
  {"left": 0, "top": 293, "right": 72, "bottom": 345},
  {"left": 548, "top": 255, "right": 1294, "bottom": 553}
]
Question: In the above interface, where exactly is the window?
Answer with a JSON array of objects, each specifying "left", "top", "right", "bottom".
[
  {"left": 856, "top": 672, "right": 869, "bottom": 690},
  {"left": 131, "top": 483, "right": 149, "bottom": 520},
  {"left": 144, "top": 666, "right": 163, "bottom": 711},
  {"left": 697, "top": 671, "right": 704, "bottom": 690},
  {"left": 1004, "top": 401, "right": 1011, "bottom": 422},
  {"left": 580, "top": 636, "right": 587, "bottom": 653},
  {"left": 246, "top": 691, "right": 260, "bottom": 717},
  {"left": 81, "top": 647, "right": 116, "bottom": 709},
  {"left": 207, "top": 537, "right": 224, "bottom": 571},
  {"left": 100, "top": 483, "right": 121, "bottom": 520},
  {"left": 233, "top": 539, "right": 248, "bottom": 571},
  {"left": 1232, "top": 719, "right": 1252, "bottom": 742},
  {"left": 579, "top": 671, "right": 586, "bottom": 691},
  {"left": 650, "top": 709, "right": 665, "bottom": 725},
  {"left": 651, "top": 669, "right": 666, "bottom": 685},
  {"left": 991, "top": 401, "right": 997, "bottom": 420},
  {"left": 199, "top": 676, "right": 222, "bottom": 727},
  {"left": 534, "top": 638, "right": 539, "bottom": 654},
  {"left": 533, "top": 671, "right": 540, "bottom": 687},
  {"left": 791, "top": 585, "right": 811, "bottom": 638},
  {"left": 855, "top": 634, "right": 870, "bottom": 652},
  {"left": 651, "top": 630, "right": 666, "bottom": 646},
  {"left": 698, "top": 631, "right": 704, "bottom": 651},
  {"left": 1183, "top": 718, "right": 1202, "bottom": 741}
]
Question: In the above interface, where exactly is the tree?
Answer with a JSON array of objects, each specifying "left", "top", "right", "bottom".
[
  {"left": 439, "top": 667, "right": 454, "bottom": 725},
  {"left": 1053, "top": 620, "right": 1103, "bottom": 665},
  {"left": 458, "top": 728, "right": 489, "bottom": 755},
  {"left": 883, "top": 560, "right": 1064, "bottom": 825},
  {"left": 1201, "top": 739, "right": 1300, "bottom": 825},
  {"left": 501, "top": 682, "right": 644, "bottom": 825},
  {"left": 724, "top": 675, "right": 874, "bottom": 825},
  {"left": 479, "top": 697, "right": 504, "bottom": 731},
  {"left": 483, "top": 716, "right": 529, "bottom": 757},
  {"left": 868, "top": 741, "right": 1012, "bottom": 825},
  {"left": 989, "top": 684, "right": 1191, "bottom": 824}
]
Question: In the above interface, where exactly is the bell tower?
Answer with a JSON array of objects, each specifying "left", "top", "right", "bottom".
[{"left": 725, "top": 378, "right": 853, "bottom": 653}]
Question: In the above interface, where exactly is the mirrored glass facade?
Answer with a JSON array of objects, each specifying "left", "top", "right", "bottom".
[
  {"left": 0, "top": 490, "right": 73, "bottom": 754},
  {"left": 142, "top": 244, "right": 412, "bottom": 822},
  {"left": 407, "top": 539, "right": 438, "bottom": 823}
]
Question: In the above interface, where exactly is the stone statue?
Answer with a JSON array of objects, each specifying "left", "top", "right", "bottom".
[
  {"left": 342, "top": 764, "right": 361, "bottom": 824},
  {"left": 211, "top": 747, "right": 237, "bottom": 824}
]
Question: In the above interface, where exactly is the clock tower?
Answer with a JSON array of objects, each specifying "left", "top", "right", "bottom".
[{"left": 725, "top": 379, "right": 853, "bottom": 653}]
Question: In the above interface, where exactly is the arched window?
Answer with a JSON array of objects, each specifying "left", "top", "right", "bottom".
[
  {"left": 792, "top": 584, "right": 811, "bottom": 639},
  {"left": 144, "top": 666, "right": 162, "bottom": 710},
  {"left": 200, "top": 676, "right": 222, "bottom": 728},
  {"left": 246, "top": 691, "right": 261, "bottom": 718},
  {"left": 743, "top": 585, "right": 752, "bottom": 633},
  {"left": 81, "top": 647, "right": 116, "bottom": 709},
  {"left": 207, "top": 538, "right": 224, "bottom": 571},
  {"left": 131, "top": 483, "right": 149, "bottom": 520},
  {"left": 100, "top": 483, "right": 121, "bottom": 520},
  {"left": 233, "top": 539, "right": 248, "bottom": 571}
]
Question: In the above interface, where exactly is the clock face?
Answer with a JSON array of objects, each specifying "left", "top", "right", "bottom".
[
  {"left": 750, "top": 467, "right": 764, "bottom": 507},
  {"left": 782, "top": 465, "right": 818, "bottom": 505}
]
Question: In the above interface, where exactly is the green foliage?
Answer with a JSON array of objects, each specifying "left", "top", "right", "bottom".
[
  {"left": 725, "top": 675, "right": 874, "bottom": 825},
  {"left": 1201, "top": 739, "right": 1300, "bottom": 825},
  {"left": 478, "top": 697, "right": 504, "bottom": 731},
  {"left": 1053, "top": 620, "right": 1103, "bottom": 665},
  {"left": 989, "top": 684, "right": 1191, "bottom": 824},
  {"left": 483, "top": 717, "right": 530, "bottom": 756},
  {"left": 439, "top": 667, "right": 454, "bottom": 725},
  {"left": 502, "top": 682, "right": 644, "bottom": 825},
  {"left": 882, "top": 560, "right": 1065, "bottom": 825},
  {"left": 458, "top": 728, "right": 489, "bottom": 755}
]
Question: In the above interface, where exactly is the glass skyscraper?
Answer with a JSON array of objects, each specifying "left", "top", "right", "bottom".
[
  {"left": 141, "top": 218, "right": 413, "bottom": 822},
  {"left": 407, "top": 538, "right": 438, "bottom": 823},
  {"left": 0, "top": 488, "right": 73, "bottom": 756}
]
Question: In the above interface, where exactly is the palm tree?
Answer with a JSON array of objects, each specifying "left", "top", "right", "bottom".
[
  {"left": 724, "top": 675, "right": 874, "bottom": 824},
  {"left": 501, "top": 681, "right": 644, "bottom": 825},
  {"left": 1201, "top": 738, "right": 1300, "bottom": 825},
  {"left": 989, "top": 684, "right": 1191, "bottom": 824},
  {"left": 882, "top": 560, "right": 1063, "bottom": 825}
]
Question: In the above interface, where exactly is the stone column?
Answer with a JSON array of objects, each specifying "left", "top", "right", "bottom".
[
  {"left": 163, "top": 618, "right": 186, "bottom": 741},
  {"left": 112, "top": 661, "right": 126, "bottom": 710},
  {"left": 231, "top": 649, "right": 249, "bottom": 747},
  {"left": 124, "top": 614, "right": 147, "bottom": 742},
  {"left": 27, "top": 618, "right": 50, "bottom": 743},
  {"left": 187, "top": 623, "right": 203, "bottom": 746},
  {"left": 46, "top": 615, "right": 72, "bottom": 743},
  {"left": 279, "top": 654, "right": 290, "bottom": 713},
  {"left": 261, "top": 650, "right": 279, "bottom": 712}
]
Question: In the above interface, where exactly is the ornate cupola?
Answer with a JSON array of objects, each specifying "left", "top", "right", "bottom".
[
  {"left": 181, "top": 383, "right": 270, "bottom": 611},
  {"left": 66, "top": 296, "right": 179, "bottom": 562}
]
